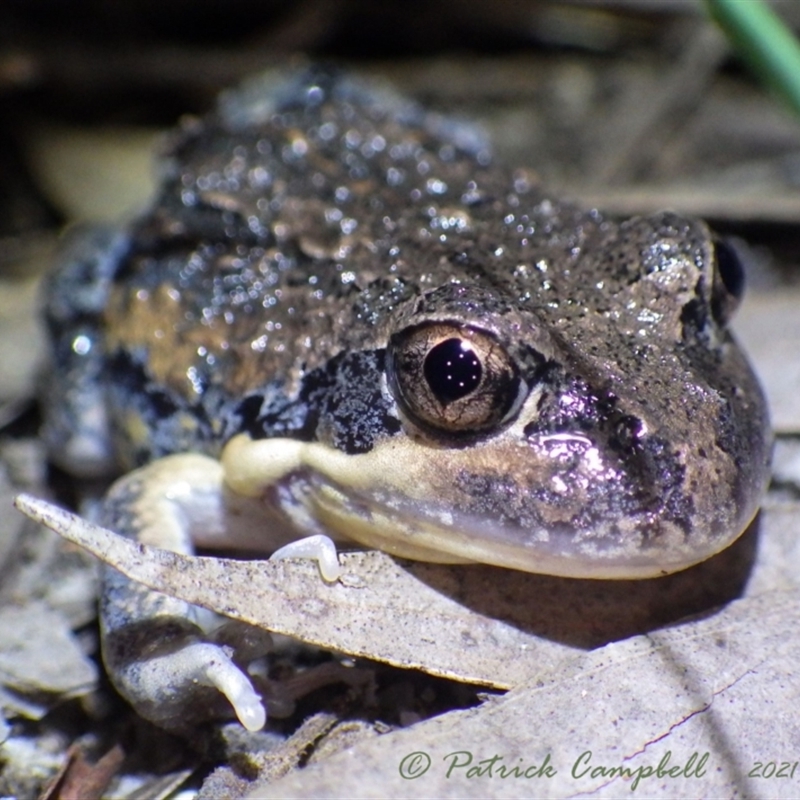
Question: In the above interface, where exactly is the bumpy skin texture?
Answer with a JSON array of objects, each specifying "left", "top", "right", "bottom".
[
  {"left": 45, "top": 66, "right": 770, "bottom": 574},
  {"left": 41, "top": 66, "right": 770, "bottom": 728}
]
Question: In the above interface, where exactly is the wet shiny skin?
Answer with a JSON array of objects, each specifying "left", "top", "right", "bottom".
[{"left": 41, "top": 67, "right": 771, "bottom": 729}]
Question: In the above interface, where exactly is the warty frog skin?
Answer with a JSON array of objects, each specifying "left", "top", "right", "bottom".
[{"left": 33, "top": 66, "right": 771, "bottom": 731}]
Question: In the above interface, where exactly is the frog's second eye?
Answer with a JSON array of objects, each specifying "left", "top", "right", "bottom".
[
  {"left": 711, "top": 237, "right": 746, "bottom": 325},
  {"left": 387, "top": 323, "right": 522, "bottom": 435}
]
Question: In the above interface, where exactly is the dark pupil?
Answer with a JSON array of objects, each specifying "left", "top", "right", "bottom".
[{"left": 423, "top": 338, "right": 482, "bottom": 403}]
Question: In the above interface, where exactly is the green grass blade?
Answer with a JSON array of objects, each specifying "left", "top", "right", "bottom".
[{"left": 706, "top": 0, "right": 800, "bottom": 115}]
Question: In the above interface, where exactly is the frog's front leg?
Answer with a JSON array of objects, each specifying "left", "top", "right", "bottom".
[{"left": 99, "top": 453, "right": 274, "bottom": 732}]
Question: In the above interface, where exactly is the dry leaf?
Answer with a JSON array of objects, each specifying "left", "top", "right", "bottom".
[
  {"left": 251, "top": 590, "right": 800, "bottom": 799},
  {"left": 15, "top": 494, "right": 757, "bottom": 691}
]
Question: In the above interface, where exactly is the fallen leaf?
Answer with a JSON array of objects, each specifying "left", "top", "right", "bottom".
[
  {"left": 14, "top": 494, "right": 758, "bottom": 690},
  {"left": 248, "top": 590, "right": 800, "bottom": 799}
]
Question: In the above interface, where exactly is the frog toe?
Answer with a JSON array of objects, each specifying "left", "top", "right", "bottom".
[
  {"left": 270, "top": 534, "right": 342, "bottom": 582},
  {"left": 182, "top": 641, "right": 267, "bottom": 731},
  {"left": 108, "top": 636, "right": 266, "bottom": 732}
]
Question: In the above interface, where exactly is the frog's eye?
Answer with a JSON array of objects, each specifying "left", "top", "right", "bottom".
[
  {"left": 387, "top": 323, "right": 522, "bottom": 434},
  {"left": 711, "top": 237, "right": 746, "bottom": 325}
]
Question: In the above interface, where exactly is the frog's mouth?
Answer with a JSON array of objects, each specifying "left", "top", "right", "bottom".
[
  {"left": 301, "top": 472, "right": 753, "bottom": 580},
  {"left": 221, "top": 433, "right": 752, "bottom": 580}
]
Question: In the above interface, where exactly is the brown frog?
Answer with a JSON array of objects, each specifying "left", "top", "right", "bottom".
[{"left": 29, "top": 66, "right": 771, "bottom": 731}]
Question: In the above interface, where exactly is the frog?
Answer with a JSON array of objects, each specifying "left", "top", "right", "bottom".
[{"left": 34, "top": 65, "right": 770, "bottom": 733}]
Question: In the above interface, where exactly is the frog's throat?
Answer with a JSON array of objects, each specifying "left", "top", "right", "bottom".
[{"left": 220, "top": 433, "right": 748, "bottom": 580}]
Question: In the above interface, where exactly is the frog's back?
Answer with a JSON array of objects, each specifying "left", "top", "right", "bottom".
[{"left": 44, "top": 67, "right": 540, "bottom": 468}]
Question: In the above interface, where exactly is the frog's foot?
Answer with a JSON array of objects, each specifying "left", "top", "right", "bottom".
[
  {"left": 101, "top": 568, "right": 273, "bottom": 733},
  {"left": 270, "top": 534, "right": 342, "bottom": 582},
  {"left": 102, "top": 606, "right": 268, "bottom": 732},
  {"left": 98, "top": 453, "right": 279, "bottom": 731}
]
